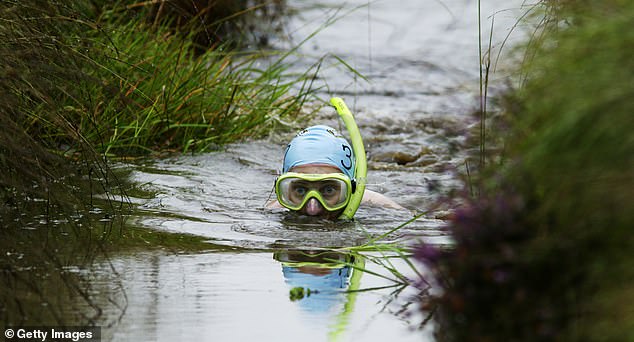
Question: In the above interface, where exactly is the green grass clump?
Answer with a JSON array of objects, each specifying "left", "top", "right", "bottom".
[
  {"left": 3, "top": 1, "right": 315, "bottom": 157},
  {"left": 415, "top": 0, "right": 634, "bottom": 340},
  {"left": 78, "top": 17, "right": 314, "bottom": 155}
]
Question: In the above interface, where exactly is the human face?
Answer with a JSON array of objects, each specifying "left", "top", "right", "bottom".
[{"left": 286, "top": 164, "right": 347, "bottom": 219}]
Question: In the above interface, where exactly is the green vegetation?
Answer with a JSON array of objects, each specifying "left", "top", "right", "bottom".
[
  {"left": 289, "top": 286, "right": 315, "bottom": 301},
  {"left": 79, "top": 19, "right": 312, "bottom": 155},
  {"left": 0, "top": 0, "right": 317, "bottom": 327},
  {"left": 416, "top": 0, "right": 634, "bottom": 340},
  {"left": 2, "top": 1, "right": 314, "bottom": 158}
]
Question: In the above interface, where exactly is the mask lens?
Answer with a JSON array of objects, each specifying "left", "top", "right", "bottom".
[{"left": 277, "top": 175, "right": 350, "bottom": 211}]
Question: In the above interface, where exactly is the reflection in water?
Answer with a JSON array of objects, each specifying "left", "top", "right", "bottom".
[
  {"left": 85, "top": 250, "right": 428, "bottom": 342},
  {"left": 274, "top": 250, "right": 364, "bottom": 341},
  {"left": 276, "top": 251, "right": 352, "bottom": 312},
  {"left": 0, "top": 197, "right": 126, "bottom": 329}
]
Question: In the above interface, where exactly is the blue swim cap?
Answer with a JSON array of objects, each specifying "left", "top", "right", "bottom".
[{"left": 283, "top": 125, "right": 355, "bottom": 179}]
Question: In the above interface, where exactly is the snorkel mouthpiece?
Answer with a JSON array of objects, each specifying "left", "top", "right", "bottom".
[{"left": 330, "top": 97, "right": 367, "bottom": 220}]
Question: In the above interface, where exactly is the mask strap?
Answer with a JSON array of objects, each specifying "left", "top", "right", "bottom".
[{"left": 266, "top": 176, "right": 280, "bottom": 208}]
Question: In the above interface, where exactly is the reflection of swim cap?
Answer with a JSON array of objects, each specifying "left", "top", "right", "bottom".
[{"left": 283, "top": 125, "right": 355, "bottom": 179}]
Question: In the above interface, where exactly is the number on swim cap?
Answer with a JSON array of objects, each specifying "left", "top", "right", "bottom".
[{"left": 341, "top": 144, "right": 352, "bottom": 170}]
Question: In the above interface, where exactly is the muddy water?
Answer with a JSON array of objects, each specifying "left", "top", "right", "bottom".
[{"left": 84, "top": 1, "right": 526, "bottom": 341}]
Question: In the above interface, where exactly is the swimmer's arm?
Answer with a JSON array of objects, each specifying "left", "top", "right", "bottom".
[
  {"left": 265, "top": 199, "right": 284, "bottom": 209},
  {"left": 361, "top": 190, "right": 405, "bottom": 210}
]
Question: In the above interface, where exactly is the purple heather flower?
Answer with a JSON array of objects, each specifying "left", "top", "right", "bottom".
[{"left": 414, "top": 243, "right": 443, "bottom": 266}]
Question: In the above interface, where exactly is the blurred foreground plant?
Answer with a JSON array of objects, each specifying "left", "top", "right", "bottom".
[{"left": 415, "top": 1, "right": 634, "bottom": 340}]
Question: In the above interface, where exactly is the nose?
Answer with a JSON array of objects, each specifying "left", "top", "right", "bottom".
[{"left": 304, "top": 197, "right": 324, "bottom": 216}]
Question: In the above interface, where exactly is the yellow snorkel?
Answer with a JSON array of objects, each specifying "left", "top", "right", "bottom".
[{"left": 330, "top": 97, "right": 367, "bottom": 220}]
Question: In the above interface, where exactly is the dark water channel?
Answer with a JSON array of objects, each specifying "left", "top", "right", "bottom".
[{"left": 5, "top": 1, "right": 528, "bottom": 341}]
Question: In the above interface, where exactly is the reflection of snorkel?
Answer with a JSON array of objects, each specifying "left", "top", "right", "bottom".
[{"left": 330, "top": 97, "right": 367, "bottom": 220}]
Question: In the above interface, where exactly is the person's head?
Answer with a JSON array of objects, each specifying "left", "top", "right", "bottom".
[{"left": 275, "top": 125, "right": 356, "bottom": 219}]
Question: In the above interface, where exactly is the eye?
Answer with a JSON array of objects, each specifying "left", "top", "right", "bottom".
[
  {"left": 293, "top": 186, "right": 307, "bottom": 196},
  {"left": 320, "top": 184, "right": 338, "bottom": 197}
]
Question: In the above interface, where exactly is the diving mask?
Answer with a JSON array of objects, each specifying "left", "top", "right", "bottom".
[{"left": 275, "top": 172, "right": 354, "bottom": 212}]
